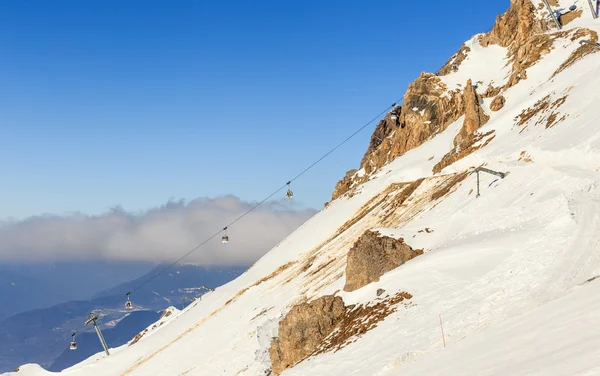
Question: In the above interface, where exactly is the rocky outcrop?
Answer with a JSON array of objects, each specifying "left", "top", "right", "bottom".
[
  {"left": 331, "top": 169, "right": 359, "bottom": 201},
  {"left": 490, "top": 95, "right": 506, "bottom": 111},
  {"left": 364, "top": 73, "right": 465, "bottom": 174},
  {"left": 479, "top": 0, "right": 545, "bottom": 48},
  {"left": 330, "top": 0, "right": 579, "bottom": 199},
  {"left": 343, "top": 74, "right": 464, "bottom": 178},
  {"left": 454, "top": 79, "right": 489, "bottom": 147},
  {"left": 481, "top": 84, "right": 502, "bottom": 98},
  {"left": 479, "top": 0, "right": 553, "bottom": 89},
  {"left": 553, "top": 28, "right": 599, "bottom": 78},
  {"left": 269, "top": 295, "right": 347, "bottom": 375},
  {"left": 331, "top": 74, "right": 464, "bottom": 198},
  {"left": 344, "top": 231, "right": 423, "bottom": 292},
  {"left": 437, "top": 44, "right": 471, "bottom": 76}
]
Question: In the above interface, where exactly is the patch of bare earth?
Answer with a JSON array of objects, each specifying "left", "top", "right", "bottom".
[
  {"left": 129, "top": 329, "right": 148, "bottom": 346},
  {"left": 313, "top": 292, "right": 413, "bottom": 354},
  {"left": 431, "top": 171, "right": 470, "bottom": 200},
  {"left": 433, "top": 131, "right": 496, "bottom": 174},
  {"left": 553, "top": 29, "right": 599, "bottom": 78},
  {"left": 519, "top": 150, "right": 534, "bottom": 163},
  {"left": 251, "top": 306, "right": 274, "bottom": 321},
  {"left": 517, "top": 93, "right": 568, "bottom": 130}
]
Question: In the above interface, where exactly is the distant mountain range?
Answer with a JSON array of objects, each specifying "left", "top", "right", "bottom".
[
  {"left": 0, "top": 263, "right": 246, "bottom": 373},
  {"left": 0, "top": 261, "right": 155, "bottom": 320}
]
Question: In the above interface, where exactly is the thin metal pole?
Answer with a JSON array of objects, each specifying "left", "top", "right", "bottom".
[
  {"left": 476, "top": 171, "right": 480, "bottom": 198},
  {"left": 543, "top": 0, "right": 562, "bottom": 29},
  {"left": 86, "top": 313, "right": 110, "bottom": 356},
  {"left": 93, "top": 321, "right": 110, "bottom": 356},
  {"left": 588, "top": 0, "right": 598, "bottom": 19}
]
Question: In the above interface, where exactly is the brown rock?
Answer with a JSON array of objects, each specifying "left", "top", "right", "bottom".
[
  {"left": 330, "top": 74, "right": 464, "bottom": 199},
  {"left": 331, "top": 169, "right": 359, "bottom": 201},
  {"left": 269, "top": 295, "right": 348, "bottom": 375},
  {"left": 344, "top": 230, "right": 423, "bottom": 292},
  {"left": 454, "top": 79, "right": 489, "bottom": 146},
  {"left": 560, "top": 9, "right": 582, "bottom": 27},
  {"left": 437, "top": 44, "right": 471, "bottom": 76},
  {"left": 479, "top": 0, "right": 554, "bottom": 90},
  {"left": 362, "top": 73, "right": 464, "bottom": 175},
  {"left": 490, "top": 95, "right": 506, "bottom": 111},
  {"left": 481, "top": 84, "right": 502, "bottom": 98},
  {"left": 463, "top": 79, "right": 489, "bottom": 134}
]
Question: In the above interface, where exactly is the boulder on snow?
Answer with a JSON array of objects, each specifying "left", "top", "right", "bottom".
[
  {"left": 343, "top": 230, "right": 423, "bottom": 292},
  {"left": 269, "top": 295, "right": 347, "bottom": 375},
  {"left": 490, "top": 95, "right": 506, "bottom": 111}
]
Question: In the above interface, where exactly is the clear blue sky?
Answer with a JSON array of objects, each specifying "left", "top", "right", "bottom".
[{"left": 0, "top": 1, "right": 508, "bottom": 219}]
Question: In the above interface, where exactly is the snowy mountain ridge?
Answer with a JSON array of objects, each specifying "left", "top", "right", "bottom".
[{"left": 8, "top": 0, "right": 600, "bottom": 375}]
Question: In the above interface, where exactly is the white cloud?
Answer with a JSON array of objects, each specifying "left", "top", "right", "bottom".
[{"left": 0, "top": 196, "right": 316, "bottom": 265}]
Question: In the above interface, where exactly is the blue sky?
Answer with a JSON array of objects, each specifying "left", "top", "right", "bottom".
[{"left": 0, "top": 1, "right": 508, "bottom": 220}]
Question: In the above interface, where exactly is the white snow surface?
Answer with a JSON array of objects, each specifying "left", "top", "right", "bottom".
[{"left": 9, "top": 2, "right": 600, "bottom": 376}]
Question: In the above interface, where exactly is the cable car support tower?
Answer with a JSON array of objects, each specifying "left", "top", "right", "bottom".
[{"left": 85, "top": 312, "right": 110, "bottom": 356}]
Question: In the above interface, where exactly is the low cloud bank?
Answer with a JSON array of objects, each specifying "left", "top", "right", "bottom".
[{"left": 0, "top": 196, "right": 317, "bottom": 265}]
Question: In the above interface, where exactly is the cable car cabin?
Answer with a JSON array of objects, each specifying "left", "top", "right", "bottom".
[
  {"left": 286, "top": 189, "right": 293, "bottom": 199},
  {"left": 70, "top": 333, "right": 77, "bottom": 350},
  {"left": 222, "top": 235, "right": 229, "bottom": 244},
  {"left": 125, "top": 292, "right": 133, "bottom": 309},
  {"left": 389, "top": 106, "right": 400, "bottom": 122}
]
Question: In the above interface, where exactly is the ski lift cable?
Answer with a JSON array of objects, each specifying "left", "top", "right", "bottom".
[
  {"left": 127, "top": 100, "right": 399, "bottom": 295},
  {"left": 39, "top": 99, "right": 401, "bottom": 357},
  {"left": 47, "top": 323, "right": 87, "bottom": 355}
]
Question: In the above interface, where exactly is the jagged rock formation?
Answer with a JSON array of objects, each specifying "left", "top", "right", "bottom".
[
  {"left": 362, "top": 74, "right": 465, "bottom": 175},
  {"left": 454, "top": 79, "right": 490, "bottom": 147},
  {"left": 344, "top": 231, "right": 423, "bottom": 292},
  {"left": 479, "top": 0, "right": 551, "bottom": 89},
  {"left": 331, "top": 0, "right": 593, "bottom": 199},
  {"left": 490, "top": 95, "right": 506, "bottom": 111},
  {"left": 437, "top": 44, "right": 471, "bottom": 76},
  {"left": 481, "top": 84, "right": 502, "bottom": 98},
  {"left": 269, "top": 295, "right": 347, "bottom": 375},
  {"left": 331, "top": 169, "right": 359, "bottom": 201},
  {"left": 269, "top": 292, "right": 414, "bottom": 375}
]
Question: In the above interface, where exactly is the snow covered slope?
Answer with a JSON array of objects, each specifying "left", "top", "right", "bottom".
[{"left": 7, "top": 1, "right": 600, "bottom": 375}]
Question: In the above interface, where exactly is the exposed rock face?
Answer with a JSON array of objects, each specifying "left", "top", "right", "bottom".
[
  {"left": 344, "top": 231, "right": 423, "bottom": 292},
  {"left": 481, "top": 84, "right": 502, "bottom": 98},
  {"left": 479, "top": 0, "right": 552, "bottom": 89},
  {"left": 330, "top": 0, "right": 582, "bottom": 199},
  {"left": 454, "top": 79, "right": 489, "bottom": 147},
  {"left": 269, "top": 295, "right": 347, "bottom": 375},
  {"left": 437, "top": 44, "right": 471, "bottom": 76},
  {"left": 331, "top": 169, "right": 359, "bottom": 201},
  {"left": 490, "top": 95, "right": 506, "bottom": 111},
  {"left": 360, "top": 74, "right": 464, "bottom": 176}
]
